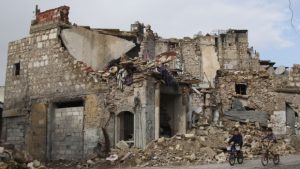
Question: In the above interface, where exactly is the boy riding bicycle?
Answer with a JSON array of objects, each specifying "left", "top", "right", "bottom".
[
  {"left": 228, "top": 128, "right": 243, "bottom": 151},
  {"left": 262, "top": 128, "right": 277, "bottom": 155}
]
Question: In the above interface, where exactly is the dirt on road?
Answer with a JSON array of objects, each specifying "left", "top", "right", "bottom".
[{"left": 129, "top": 154, "right": 300, "bottom": 169}]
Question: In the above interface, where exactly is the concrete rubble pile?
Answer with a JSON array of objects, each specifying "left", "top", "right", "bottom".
[
  {"left": 75, "top": 52, "right": 200, "bottom": 88},
  {"left": 0, "top": 144, "right": 46, "bottom": 169},
  {"left": 96, "top": 120, "right": 296, "bottom": 168},
  {"left": 222, "top": 120, "right": 296, "bottom": 159}
]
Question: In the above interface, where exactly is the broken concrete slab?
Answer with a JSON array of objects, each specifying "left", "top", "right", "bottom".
[
  {"left": 61, "top": 27, "right": 135, "bottom": 71},
  {"left": 224, "top": 110, "right": 268, "bottom": 127},
  {"left": 116, "top": 141, "right": 129, "bottom": 150}
]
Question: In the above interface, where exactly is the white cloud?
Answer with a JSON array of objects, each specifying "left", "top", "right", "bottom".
[
  {"left": 150, "top": 0, "right": 294, "bottom": 49},
  {"left": 66, "top": 0, "right": 294, "bottom": 49}
]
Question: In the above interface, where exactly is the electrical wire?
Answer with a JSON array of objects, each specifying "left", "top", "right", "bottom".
[{"left": 288, "top": 0, "right": 300, "bottom": 37}]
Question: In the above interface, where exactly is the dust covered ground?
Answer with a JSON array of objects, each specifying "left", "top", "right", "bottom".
[
  {"left": 45, "top": 121, "right": 297, "bottom": 169},
  {"left": 129, "top": 154, "right": 300, "bottom": 169}
]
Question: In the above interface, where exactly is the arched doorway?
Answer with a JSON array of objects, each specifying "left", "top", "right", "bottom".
[{"left": 116, "top": 111, "right": 134, "bottom": 143}]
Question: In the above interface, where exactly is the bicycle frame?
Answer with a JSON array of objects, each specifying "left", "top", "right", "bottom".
[
  {"left": 227, "top": 144, "right": 243, "bottom": 166},
  {"left": 262, "top": 141, "right": 274, "bottom": 158},
  {"left": 261, "top": 140, "right": 280, "bottom": 166}
]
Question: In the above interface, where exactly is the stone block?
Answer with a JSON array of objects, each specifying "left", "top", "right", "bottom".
[
  {"left": 42, "top": 35, "right": 49, "bottom": 41},
  {"left": 41, "top": 55, "right": 48, "bottom": 60},
  {"left": 49, "top": 33, "right": 57, "bottom": 39},
  {"left": 37, "top": 42, "right": 43, "bottom": 48}
]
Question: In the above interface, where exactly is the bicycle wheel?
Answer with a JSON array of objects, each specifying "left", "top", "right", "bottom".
[
  {"left": 273, "top": 154, "right": 280, "bottom": 165},
  {"left": 1, "top": 151, "right": 12, "bottom": 162},
  {"left": 237, "top": 152, "right": 244, "bottom": 164},
  {"left": 261, "top": 154, "right": 268, "bottom": 166},
  {"left": 229, "top": 154, "right": 235, "bottom": 166}
]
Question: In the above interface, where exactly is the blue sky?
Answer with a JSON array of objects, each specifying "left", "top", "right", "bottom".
[{"left": 0, "top": 0, "right": 299, "bottom": 85}]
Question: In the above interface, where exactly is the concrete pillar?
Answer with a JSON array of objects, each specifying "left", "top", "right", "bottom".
[{"left": 154, "top": 83, "right": 160, "bottom": 139}]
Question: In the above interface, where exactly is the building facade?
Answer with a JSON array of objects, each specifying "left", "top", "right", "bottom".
[{"left": 2, "top": 6, "right": 300, "bottom": 161}]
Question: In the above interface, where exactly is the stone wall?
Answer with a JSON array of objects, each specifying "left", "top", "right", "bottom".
[
  {"left": 3, "top": 23, "right": 110, "bottom": 159},
  {"left": 104, "top": 77, "right": 156, "bottom": 148},
  {"left": 287, "top": 64, "right": 300, "bottom": 88},
  {"left": 216, "top": 71, "right": 276, "bottom": 114},
  {"left": 216, "top": 69, "right": 300, "bottom": 116},
  {"left": 155, "top": 30, "right": 260, "bottom": 86},
  {"left": 199, "top": 35, "right": 220, "bottom": 85},
  {"left": 0, "top": 86, "right": 4, "bottom": 102},
  {"left": 155, "top": 39, "right": 184, "bottom": 71},
  {"left": 3, "top": 12, "right": 161, "bottom": 159},
  {"left": 217, "top": 30, "right": 252, "bottom": 70},
  {"left": 155, "top": 38, "right": 202, "bottom": 80},
  {"left": 139, "top": 26, "right": 156, "bottom": 60}
]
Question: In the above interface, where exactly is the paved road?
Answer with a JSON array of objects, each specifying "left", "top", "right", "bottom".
[{"left": 129, "top": 154, "right": 300, "bottom": 169}]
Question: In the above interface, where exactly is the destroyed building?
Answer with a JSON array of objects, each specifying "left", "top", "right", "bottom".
[
  {"left": 0, "top": 85, "right": 4, "bottom": 108},
  {"left": 2, "top": 5, "right": 300, "bottom": 162},
  {"left": 0, "top": 86, "right": 4, "bottom": 103},
  {"left": 0, "top": 86, "right": 4, "bottom": 138}
]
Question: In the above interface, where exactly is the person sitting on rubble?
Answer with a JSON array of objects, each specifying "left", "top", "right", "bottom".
[
  {"left": 228, "top": 128, "right": 243, "bottom": 151},
  {"left": 262, "top": 128, "right": 277, "bottom": 154}
]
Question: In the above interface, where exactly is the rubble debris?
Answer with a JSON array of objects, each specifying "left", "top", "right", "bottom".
[
  {"left": 155, "top": 51, "right": 177, "bottom": 65},
  {"left": 27, "top": 160, "right": 47, "bottom": 169},
  {"left": 184, "top": 133, "right": 195, "bottom": 138},
  {"left": 120, "top": 152, "right": 132, "bottom": 162},
  {"left": 0, "top": 162, "right": 8, "bottom": 169},
  {"left": 116, "top": 140, "right": 129, "bottom": 150},
  {"left": 86, "top": 159, "right": 95, "bottom": 166},
  {"left": 215, "top": 152, "right": 226, "bottom": 163},
  {"left": 106, "top": 154, "right": 118, "bottom": 162},
  {"left": 100, "top": 121, "right": 296, "bottom": 167},
  {"left": 0, "top": 144, "right": 47, "bottom": 169},
  {"left": 3, "top": 5, "right": 300, "bottom": 169}
]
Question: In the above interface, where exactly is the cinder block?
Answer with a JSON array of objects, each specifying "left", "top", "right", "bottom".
[{"left": 73, "top": 111, "right": 79, "bottom": 116}]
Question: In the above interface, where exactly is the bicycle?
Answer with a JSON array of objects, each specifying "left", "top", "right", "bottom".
[
  {"left": 260, "top": 140, "right": 280, "bottom": 166},
  {"left": 0, "top": 147, "right": 12, "bottom": 162},
  {"left": 227, "top": 144, "right": 244, "bottom": 166}
]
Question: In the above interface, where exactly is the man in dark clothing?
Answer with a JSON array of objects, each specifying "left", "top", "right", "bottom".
[{"left": 228, "top": 128, "right": 243, "bottom": 151}]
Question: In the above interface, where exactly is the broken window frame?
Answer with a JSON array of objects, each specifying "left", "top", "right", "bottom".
[
  {"left": 235, "top": 83, "right": 247, "bottom": 95},
  {"left": 168, "top": 42, "right": 178, "bottom": 51}
]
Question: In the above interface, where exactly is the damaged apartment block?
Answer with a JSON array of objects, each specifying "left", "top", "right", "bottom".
[{"left": 2, "top": 5, "right": 300, "bottom": 161}]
